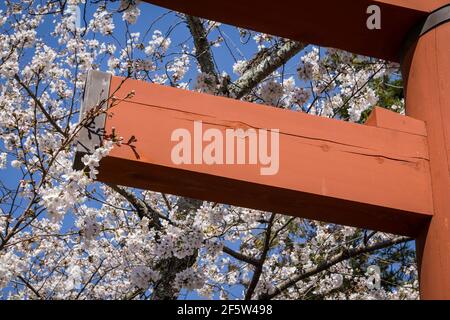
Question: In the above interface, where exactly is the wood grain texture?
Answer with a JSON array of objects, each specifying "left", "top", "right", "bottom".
[{"left": 88, "top": 75, "right": 434, "bottom": 236}]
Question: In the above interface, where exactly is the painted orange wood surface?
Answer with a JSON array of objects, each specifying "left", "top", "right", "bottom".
[
  {"left": 143, "top": 0, "right": 449, "bottom": 62},
  {"left": 402, "top": 21, "right": 450, "bottom": 299},
  {"left": 91, "top": 76, "right": 434, "bottom": 236},
  {"left": 365, "top": 106, "right": 427, "bottom": 136}
]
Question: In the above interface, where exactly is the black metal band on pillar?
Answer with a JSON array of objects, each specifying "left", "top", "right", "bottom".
[
  {"left": 420, "top": 4, "right": 450, "bottom": 37},
  {"left": 400, "top": 4, "right": 450, "bottom": 65}
]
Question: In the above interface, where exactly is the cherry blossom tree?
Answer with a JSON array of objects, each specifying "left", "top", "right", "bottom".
[{"left": 0, "top": 0, "right": 417, "bottom": 300}]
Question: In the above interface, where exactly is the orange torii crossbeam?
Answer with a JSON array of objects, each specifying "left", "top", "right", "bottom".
[
  {"left": 75, "top": 1, "right": 450, "bottom": 299},
  {"left": 142, "top": 0, "right": 449, "bottom": 62},
  {"left": 75, "top": 72, "right": 432, "bottom": 236}
]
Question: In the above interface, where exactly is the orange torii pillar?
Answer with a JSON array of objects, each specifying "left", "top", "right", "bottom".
[
  {"left": 75, "top": 1, "right": 450, "bottom": 299},
  {"left": 401, "top": 8, "right": 450, "bottom": 299}
]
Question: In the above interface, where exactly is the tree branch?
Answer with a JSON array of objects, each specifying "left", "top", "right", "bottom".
[
  {"left": 14, "top": 74, "right": 67, "bottom": 137},
  {"left": 17, "top": 275, "right": 42, "bottom": 299},
  {"left": 185, "top": 16, "right": 218, "bottom": 82},
  {"left": 230, "top": 40, "right": 306, "bottom": 99},
  {"left": 107, "top": 184, "right": 162, "bottom": 230},
  {"left": 150, "top": 197, "right": 203, "bottom": 300},
  {"left": 258, "top": 236, "right": 412, "bottom": 300},
  {"left": 223, "top": 245, "right": 259, "bottom": 266},
  {"left": 245, "top": 213, "right": 276, "bottom": 300}
]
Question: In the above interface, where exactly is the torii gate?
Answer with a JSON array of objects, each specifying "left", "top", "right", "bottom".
[{"left": 74, "top": 1, "right": 450, "bottom": 299}]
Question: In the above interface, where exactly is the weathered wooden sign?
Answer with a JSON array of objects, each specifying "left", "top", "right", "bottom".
[{"left": 75, "top": 1, "right": 450, "bottom": 299}]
